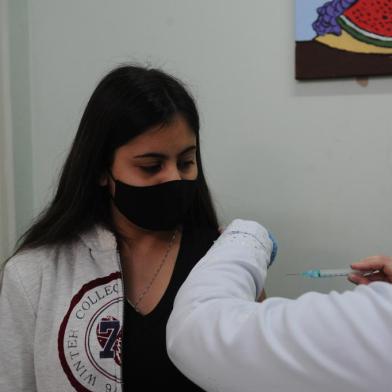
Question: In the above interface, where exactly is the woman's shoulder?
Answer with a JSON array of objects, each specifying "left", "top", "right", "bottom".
[
  {"left": 5, "top": 245, "right": 60, "bottom": 274},
  {"left": 4, "top": 224, "right": 115, "bottom": 271},
  {"left": 0, "top": 247, "right": 54, "bottom": 314},
  {"left": 1, "top": 226, "right": 104, "bottom": 283},
  {"left": 0, "top": 225, "right": 117, "bottom": 313},
  {"left": 2, "top": 243, "right": 72, "bottom": 293}
]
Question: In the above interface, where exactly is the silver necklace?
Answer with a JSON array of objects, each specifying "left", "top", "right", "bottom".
[{"left": 127, "top": 230, "right": 177, "bottom": 313}]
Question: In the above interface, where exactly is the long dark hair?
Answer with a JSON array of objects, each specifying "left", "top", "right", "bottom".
[{"left": 16, "top": 65, "right": 218, "bottom": 252}]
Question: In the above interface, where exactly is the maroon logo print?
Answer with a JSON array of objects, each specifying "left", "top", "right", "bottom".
[{"left": 58, "top": 272, "right": 123, "bottom": 392}]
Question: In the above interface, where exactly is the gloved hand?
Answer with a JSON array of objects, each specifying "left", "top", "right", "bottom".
[
  {"left": 268, "top": 231, "right": 278, "bottom": 267},
  {"left": 218, "top": 220, "right": 277, "bottom": 268}
]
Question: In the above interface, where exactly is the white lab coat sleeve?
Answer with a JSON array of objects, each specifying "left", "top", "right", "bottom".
[
  {"left": 166, "top": 219, "right": 392, "bottom": 392},
  {"left": 0, "top": 259, "right": 37, "bottom": 392}
]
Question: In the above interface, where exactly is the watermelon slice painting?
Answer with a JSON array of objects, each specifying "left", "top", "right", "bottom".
[{"left": 296, "top": 0, "right": 392, "bottom": 79}]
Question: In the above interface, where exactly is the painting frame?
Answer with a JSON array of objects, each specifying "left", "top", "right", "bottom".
[{"left": 296, "top": 0, "right": 392, "bottom": 80}]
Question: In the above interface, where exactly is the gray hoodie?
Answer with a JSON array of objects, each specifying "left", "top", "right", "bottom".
[{"left": 0, "top": 226, "right": 124, "bottom": 392}]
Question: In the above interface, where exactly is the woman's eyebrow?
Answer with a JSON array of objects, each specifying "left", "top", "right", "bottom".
[
  {"left": 134, "top": 145, "right": 196, "bottom": 159},
  {"left": 134, "top": 152, "right": 166, "bottom": 159},
  {"left": 178, "top": 145, "right": 197, "bottom": 156}
]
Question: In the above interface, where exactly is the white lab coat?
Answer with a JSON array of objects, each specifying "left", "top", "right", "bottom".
[{"left": 167, "top": 219, "right": 392, "bottom": 392}]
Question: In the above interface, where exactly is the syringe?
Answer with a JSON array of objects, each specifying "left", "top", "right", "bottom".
[{"left": 287, "top": 268, "right": 378, "bottom": 278}]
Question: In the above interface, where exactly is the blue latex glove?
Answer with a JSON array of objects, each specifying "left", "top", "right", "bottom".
[
  {"left": 268, "top": 231, "right": 278, "bottom": 266},
  {"left": 218, "top": 224, "right": 277, "bottom": 266}
]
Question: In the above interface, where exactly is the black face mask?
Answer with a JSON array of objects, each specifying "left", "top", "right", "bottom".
[{"left": 110, "top": 175, "right": 198, "bottom": 231}]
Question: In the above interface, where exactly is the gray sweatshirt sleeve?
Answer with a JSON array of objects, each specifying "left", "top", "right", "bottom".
[
  {"left": 166, "top": 219, "right": 392, "bottom": 392},
  {"left": 0, "top": 259, "right": 37, "bottom": 392}
]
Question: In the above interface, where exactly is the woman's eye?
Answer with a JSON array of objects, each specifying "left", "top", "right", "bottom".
[
  {"left": 140, "top": 165, "right": 162, "bottom": 174},
  {"left": 178, "top": 160, "right": 195, "bottom": 170}
]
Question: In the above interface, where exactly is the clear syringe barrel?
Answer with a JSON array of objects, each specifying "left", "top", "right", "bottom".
[
  {"left": 302, "top": 268, "right": 354, "bottom": 278},
  {"left": 317, "top": 268, "right": 353, "bottom": 277}
]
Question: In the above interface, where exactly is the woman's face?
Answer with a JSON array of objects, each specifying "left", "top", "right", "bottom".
[{"left": 102, "top": 115, "right": 198, "bottom": 190}]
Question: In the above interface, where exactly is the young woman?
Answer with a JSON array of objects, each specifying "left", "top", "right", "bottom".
[{"left": 0, "top": 65, "right": 223, "bottom": 391}]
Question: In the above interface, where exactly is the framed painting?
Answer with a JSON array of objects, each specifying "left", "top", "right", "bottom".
[{"left": 296, "top": 0, "right": 392, "bottom": 80}]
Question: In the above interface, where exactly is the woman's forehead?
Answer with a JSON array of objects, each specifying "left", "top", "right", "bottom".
[{"left": 117, "top": 117, "right": 197, "bottom": 157}]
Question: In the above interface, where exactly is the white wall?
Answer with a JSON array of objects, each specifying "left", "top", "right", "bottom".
[
  {"left": 8, "top": 0, "right": 392, "bottom": 297},
  {"left": 0, "top": 0, "right": 16, "bottom": 262},
  {"left": 8, "top": 0, "right": 33, "bottom": 241}
]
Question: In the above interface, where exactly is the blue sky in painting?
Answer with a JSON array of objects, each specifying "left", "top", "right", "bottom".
[{"left": 296, "top": 0, "right": 326, "bottom": 41}]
